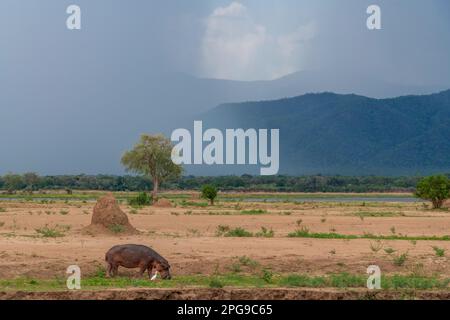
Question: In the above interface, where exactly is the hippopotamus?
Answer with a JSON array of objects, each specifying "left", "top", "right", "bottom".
[{"left": 105, "top": 244, "right": 171, "bottom": 279}]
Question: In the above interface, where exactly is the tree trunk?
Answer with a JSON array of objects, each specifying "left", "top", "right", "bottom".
[
  {"left": 432, "top": 199, "right": 443, "bottom": 209},
  {"left": 152, "top": 177, "right": 159, "bottom": 202}
]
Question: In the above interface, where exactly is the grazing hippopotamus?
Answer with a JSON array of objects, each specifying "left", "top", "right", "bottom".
[{"left": 105, "top": 244, "right": 171, "bottom": 279}]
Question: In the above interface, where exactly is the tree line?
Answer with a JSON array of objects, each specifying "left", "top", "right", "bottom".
[{"left": 0, "top": 172, "right": 435, "bottom": 193}]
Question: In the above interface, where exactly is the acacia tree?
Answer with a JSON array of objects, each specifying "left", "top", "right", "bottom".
[
  {"left": 415, "top": 175, "right": 450, "bottom": 209},
  {"left": 121, "top": 134, "right": 183, "bottom": 200}
]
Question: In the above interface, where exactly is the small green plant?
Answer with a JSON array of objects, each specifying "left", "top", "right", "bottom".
[
  {"left": 0, "top": 207, "right": 6, "bottom": 213},
  {"left": 238, "top": 256, "right": 259, "bottom": 268},
  {"left": 129, "top": 209, "right": 139, "bottom": 215},
  {"left": 201, "top": 185, "right": 218, "bottom": 205},
  {"left": 94, "top": 265, "right": 106, "bottom": 277},
  {"left": 320, "top": 218, "right": 326, "bottom": 223},
  {"left": 393, "top": 252, "right": 408, "bottom": 266},
  {"left": 108, "top": 224, "right": 125, "bottom": 234},
  {"left": 216, "top": 225, "right": 231, "bottom": 236},
  {"left": 255, "top": 227, "right": 274, "bottom": 238},
  {"left": 384, "top": 247, "right": 396, "bottom": 255},
  {"left": 209, "top": 278, "right": 224, "bottom": 288},
  {"left": 370, "top": 240, "right": 383, "bottom": 253},
  {"left": 329, "top": 249, "right": 336, "bottom": 255},
  {"left": 59, "top": 210, "right": 69, "bottom": 215},
  {"left": 296, "top": 219, "right": 303, "bottom": 227},
  {"left": 229, "top": 263, "right": 241, "bottom": 273},
  {"left": 288, "top": 226, "right": 310, "bottom": 237},
  {"left": 35, "top": 225, "right": 65, "bottom": 238},
  {"left": 170, "top": 212, "right": 179, "bottom": 216},
  {"left": 0, "top": 221, "right": 5, "bottom": 227},
  {"left": 432, "top": 246, "right": 445, "bottom": 257},
  {"left": 261, "top": 269, "right": 273, "bottom": 283},
  {"left": 390, "top": 226, "right": 396, "bottom": 234},
  {"left": 224, "top": 227, "right": 253, "bottom": 237}
]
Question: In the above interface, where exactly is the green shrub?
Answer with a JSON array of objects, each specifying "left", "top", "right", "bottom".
[
  {"left": 109, "top": 224, "right": 125, "bottom": 234},
  {"left": 128, "top": 192, "right": 152, "bottom": 206},
  {"left": 201, "top": 185, "right": 218, "bottom": 205},
  {"left": 415, "top": 175, "right": 450, "bottom": 209}
]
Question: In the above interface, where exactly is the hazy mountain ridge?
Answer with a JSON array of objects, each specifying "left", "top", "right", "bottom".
[{"left": 201, "top": 89, "right": 450, "bottom": 175}]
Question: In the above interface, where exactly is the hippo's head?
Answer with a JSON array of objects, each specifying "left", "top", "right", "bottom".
[{"left": 153, "top": 260, "right": 171, "bottom": 280}]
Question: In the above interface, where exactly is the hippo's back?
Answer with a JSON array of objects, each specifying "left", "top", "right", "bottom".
[{"left": 105, "top": 244, "right": 166, "bottom": 264}]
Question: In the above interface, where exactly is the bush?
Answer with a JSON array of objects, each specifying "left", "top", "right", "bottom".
[
  {"left": 201, "top": 185, "right": 218, "bottom": 205},
  {"left": 128, "top": 192, "right": 152, "bottom": 206},
  {"left": 415, "top": 175, "right": 450, "bottom": 209}
]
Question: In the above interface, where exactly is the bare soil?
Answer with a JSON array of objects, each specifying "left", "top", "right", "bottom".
[{"left": 0, "top": 195, "right": 450, "bottom": 299}]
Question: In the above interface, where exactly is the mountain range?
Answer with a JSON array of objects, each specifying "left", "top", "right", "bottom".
[
  {"left": 1, "top": 68, "right": 448, "bottom": 175},
  {"left": 200, "top": 89, "right": 450, "bottom": 175}
]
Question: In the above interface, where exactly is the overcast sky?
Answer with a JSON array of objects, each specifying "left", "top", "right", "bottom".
[
  {"left": 2, "top": 0, "right": 450, "bottom": 83},
  {"left": 1, "top": 0, "right": 450, "bottom": 174}
]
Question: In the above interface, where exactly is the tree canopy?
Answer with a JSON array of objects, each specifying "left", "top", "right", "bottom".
[{"left": 121, "top": 134, "right": 183, "bottom": 199}]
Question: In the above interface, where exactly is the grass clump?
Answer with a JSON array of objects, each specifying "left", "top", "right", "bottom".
[
  {"left": 209, "top": 278, "right": 224, "bottom": 288},
  {"left": 354, "top": 211, "right": 403, "bottom": 218},
  {"left": 384, "top": 247, "right": 396, "bottom": 255},
  {"left": 108, "top": 224, "right": 125, "bottom": 234},
  {"left": 255, "top": 227, "right": 274, "bottom": 238},
  {"left": 35, "top": 225, "right": 65, "bottom": 238},
  {"left": 238, "top": 256, "right": 259, "bottom": 268},
  {"left": 215, "top": 225, "right": 230, "bottom": 236},
  {"left": 432, "top": 246, "right": 446, "bottom": 257},
  {"left": 224, "top": 227, "right": 253, "bottom": 238},
  {"left": 0, "top": 207, "right": 6, "bottom": 213},
  {"left": 370, "top": 240, "right": 384, "bottom": 253},
  {"left": 240, "top": 209, "right": 267, "bottom": 215},
  {"left": 180, "top": 200, "right": 208, "bottom": 207},
  {"left": 393, "top": 252, "right": 408, "bottom": 266},
  {"left": 59, "top": 210, "right": 69, "bottom": 215}
]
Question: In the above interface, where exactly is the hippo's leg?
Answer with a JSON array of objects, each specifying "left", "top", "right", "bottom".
[
  {"left": 147, "top": 266, "right": 153, "bottom": 279},
  {"left": 105, "top": 263, "right": 113, "bottom": 278},
  {"left": 147, "top": 261, "right": 156, "bottom": 279},
  {"left": 112, "top": 264, "right": 119, "bottom": 277},
  {"left": 138, "top": 262, "right": 148, "bottom": 277}
]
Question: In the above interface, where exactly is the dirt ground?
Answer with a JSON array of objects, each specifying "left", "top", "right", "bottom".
[{"left": 0, "top": 195, "right": 450, "bottom": 282}]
